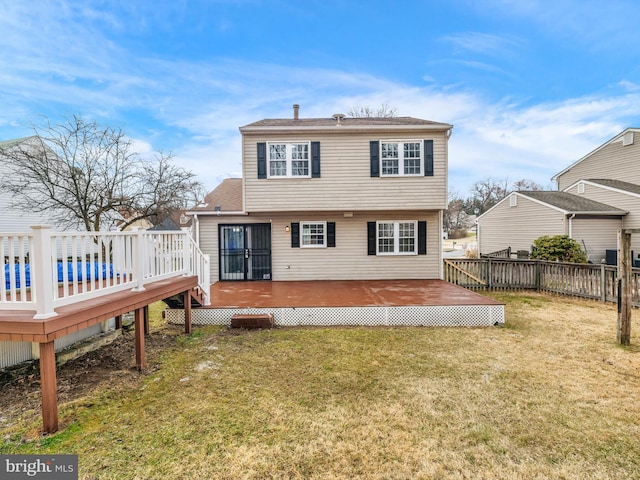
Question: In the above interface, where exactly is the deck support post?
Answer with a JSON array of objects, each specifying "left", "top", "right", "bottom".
[
  {"left": 134, "top": 308, "right": 146, "bottom": 370},
  {"left": 115, "top": 314, "right": 123, "bottom": 330},
  {"left": 184, "top": 290, "right": 192, "bottom": 335},
  {"left": 143, "top": 305, "right": 150, "bottom": 335},
  {"left": 39, "top": 341, "right": 58, "bottom": 434},
  {"left": 617, "top": 229, "right": 632, "bottom": 345}
]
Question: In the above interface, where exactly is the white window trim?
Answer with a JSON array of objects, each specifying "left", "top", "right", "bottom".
[
  {"left": 300, "top": 221, "right": 327, "bottom": 248},
  {"left": 376, "top": 220, "right": 418, "bottom": 255},
  {"left": 379, "top": 140, "right": 423, "bottom": 177},
  {"left": 267, "top": 141, "right": 311, "bottom": 179}
]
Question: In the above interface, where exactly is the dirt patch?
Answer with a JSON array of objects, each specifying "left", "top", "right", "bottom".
[{"left": 0, "top": 324, "right": 184, "bottom": 431}]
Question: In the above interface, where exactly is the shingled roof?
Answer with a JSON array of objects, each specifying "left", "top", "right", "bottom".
[
  {"left": 585, "top": 179, "right": 640, "bottom": 195},
  {"left": 241, "top": 116, "right": 452, "bottom": 129},
  {"left": 518, "top": 191, "right": 627, "bottom": 215},
  {"left": 189, "top": 178, "right": 243, "bottom": 213}
]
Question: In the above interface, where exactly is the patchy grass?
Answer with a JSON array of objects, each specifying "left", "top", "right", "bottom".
[{"left": 2, "top": 293, "right": 640, "bottom": 479}]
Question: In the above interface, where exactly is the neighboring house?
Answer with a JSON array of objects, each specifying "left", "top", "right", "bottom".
[
  {"left": 553, "top": 129, "right": 640, "bottom": 190},
  {"left": 477, "top": 191, "right": 626, "bottom": 262},
  {"left": 477, "top": 128, "right": 640, "bottom": 262},
  {"left": 0, "top": 137, "right": 70, "bottom": 233},
  {"left": 188, "top": 106, "right": 453, "bottom": 282}
]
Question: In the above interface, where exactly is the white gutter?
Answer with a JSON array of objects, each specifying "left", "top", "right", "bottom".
[{"left": 568, "top": 213, "right": 576, "bottom": 237}]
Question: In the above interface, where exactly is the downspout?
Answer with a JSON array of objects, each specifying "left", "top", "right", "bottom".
[{"left": 568, "top": 213, "right": 576, "bottom": 238}]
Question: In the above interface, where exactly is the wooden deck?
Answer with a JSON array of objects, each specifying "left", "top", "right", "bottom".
[
  {"left": 0, "top": 275, "right": 201, "bottom": 434},
  {"left": 208, "top": 279, "right": 502, "bottom": 308},
  {"left": 0, "top": 275, "right": 199, "bottom": 342},
  {"left": 166, "top": 280, "right": 505, "bottom": 328}
]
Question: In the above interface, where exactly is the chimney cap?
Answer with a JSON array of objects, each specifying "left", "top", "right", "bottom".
[{"left": 332, "top": 113, "right": 345, "bottom": 125}]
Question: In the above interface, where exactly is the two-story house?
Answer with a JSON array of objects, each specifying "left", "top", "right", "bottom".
[
  {"left": 477, "top": 128, "right": 640, "bottom": 262},
  {"left": 189, "top": 106, "right": 453, "bottom": 283}
]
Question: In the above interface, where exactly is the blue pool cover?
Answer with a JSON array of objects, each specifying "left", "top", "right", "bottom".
[{"left": 4, "top": 263, "right": 114, "bottom": 289}]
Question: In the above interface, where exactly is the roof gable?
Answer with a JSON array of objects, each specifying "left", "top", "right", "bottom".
[
  {"left": 551, "top": 128, "right": 640, "bottom": 182},
  {"left": 189, "top": 178, "right": 243, "bottom": 214}
]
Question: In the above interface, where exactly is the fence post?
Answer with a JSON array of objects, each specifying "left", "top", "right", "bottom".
[
  {"left": 600, "top": 262, "right": 606, "bottom": 303},
  {"left": 32, "top": 225, "right": 57, "bottom": 319},
  {"left": 617, "top": 229, "right": 632, "bottom": 346},
  {"left": 487, "top": 258, "right": 492, "bottom": 289}
]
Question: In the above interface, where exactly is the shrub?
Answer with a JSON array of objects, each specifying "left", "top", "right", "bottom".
[{"left": 531, "top": 235, "right": 587, "bottom": 263}]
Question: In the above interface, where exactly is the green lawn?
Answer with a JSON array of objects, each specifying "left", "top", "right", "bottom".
[{"left": 1, "top": 293, "right": 639, "bottom": 479}]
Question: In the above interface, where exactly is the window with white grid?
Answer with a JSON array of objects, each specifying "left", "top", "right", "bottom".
[
  {"left": 268, "top": 142, "right": 310, "bottom": 178},
  {"left": 377, "top": 221, "right": 417, "bottom": 255},
  {"left": 301, "top": 222, "right": 326, "bottom": 247},
  {"left": 380, "top": 141, "right": 422, "bottom": 176}
]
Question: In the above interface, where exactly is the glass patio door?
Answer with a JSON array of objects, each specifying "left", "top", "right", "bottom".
[{"left": 219, "top": 224, "right": 271, "bottom": 281}]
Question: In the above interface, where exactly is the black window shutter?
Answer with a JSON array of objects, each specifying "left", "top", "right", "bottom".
[
  {"left": 367, "top": 221, "right": 377, "bottom": 255},
  {"left": 370, "top": 141, "right": 380, "bottom": 177},
  {"left": 424, "top": 140, "right": 434, "bottom": 177},
  {"left": 257, "top": 142, "right": 267, "bottom": 179},
  {"left": 327, "top": 222, "right": 336, "bottom": 247},
  {"left": 418, "top": 221, "right": 427, "bottom": 255},
  {"left": 291, "top": 223, "right": 300, "bottom": 248},
  {"left": 311, "top": 141, "right": 321, "bottom": 178}
]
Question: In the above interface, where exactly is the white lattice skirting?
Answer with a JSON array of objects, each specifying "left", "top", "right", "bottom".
[{"left": 166, "top": 305, "right": 505, "bottom": 328}]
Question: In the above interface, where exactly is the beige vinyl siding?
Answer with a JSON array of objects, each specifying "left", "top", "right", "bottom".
[
  {"left": 478, "top": 195, "right": 566, "bottom": 255},
  {"left": 557, "top": 132, "right": 640, "bottom": 190},
  {"left": 243, "top": 131, "right": 448, "bottom": 212},
  {"left": 198, "top": 211, "right": 440, "bottom": 282},
  {"left": 570, "top": 217, "right": 621, "bottom": 263},
  {"left": 566, "top": 182, "right": 639, "bottom": 228},
  {"left": 565, "top": 182, "right": 639, "bottom": 253}
]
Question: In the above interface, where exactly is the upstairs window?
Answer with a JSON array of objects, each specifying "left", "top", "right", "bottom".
[
  {"left": 381, "top": 141, "right": 422, "bottom": 176},
  {"left": 268, "top": 142, "right": 310, "bottom": 178}
]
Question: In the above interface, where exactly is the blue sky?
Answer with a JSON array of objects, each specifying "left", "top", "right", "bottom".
[{"left": 1, "top": 0, "right": 639, "bottom": 196}]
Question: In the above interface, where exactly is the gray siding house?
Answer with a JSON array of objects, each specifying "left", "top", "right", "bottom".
[{"left": 188, "top": 107, "right": 453, "bottom": 282}]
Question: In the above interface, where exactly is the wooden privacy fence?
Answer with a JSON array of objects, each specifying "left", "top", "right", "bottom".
[{"left": 443, "top": 258, "right": 634, "bottom": 305}]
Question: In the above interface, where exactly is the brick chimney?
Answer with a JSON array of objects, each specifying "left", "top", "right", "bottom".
[{"left": 293, "top": 104, "right": 300, "bottom": 120}]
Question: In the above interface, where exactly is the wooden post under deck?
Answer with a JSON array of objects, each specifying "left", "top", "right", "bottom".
[
  {"left": 134, "top": 308, "right": 146, "bottom": 370},
  {"left": 184, "top": 290, "right": 192, "bottom": 335},
  {"left": 39, "top": 341, "right": 58, "bottom": 434},
  {"left": 143, "top": 305, "right": 150, "bottom": 335},
  {"left": 115, "top": 314, "right": 123, "bottom": 330}
]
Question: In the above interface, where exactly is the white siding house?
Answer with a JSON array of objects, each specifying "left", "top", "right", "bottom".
[{"left": 0, "top": 137, "right": 70, "bottom": 233}]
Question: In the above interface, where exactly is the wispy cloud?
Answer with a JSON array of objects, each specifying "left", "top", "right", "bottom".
[{"left": 442, "top": 32, "right": 525, "bottom": 57}]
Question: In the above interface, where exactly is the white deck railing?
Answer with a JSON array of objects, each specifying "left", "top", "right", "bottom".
[{"left": 2, "top": 226, "right": 210, "bottom": 318}]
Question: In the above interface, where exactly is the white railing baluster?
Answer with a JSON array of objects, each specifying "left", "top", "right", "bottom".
[{"left": 1, "top": 227, "right": 210, "bottom": 313}]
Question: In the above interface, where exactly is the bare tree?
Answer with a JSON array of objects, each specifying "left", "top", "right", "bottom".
[
  {"left": 0, "top": 115, "right": 203, "bottom": 231},
  {"left": 512, "top": 178, "right": 544, "bottom": 191},
  {"left": 444, "top": 192, "right": 472, "bottom": 239},
  {"left": 347, "top": 103, "right": 398, "bottom": 118},
  {"left": 468, "top": 177, "right": 510, "bottom": 215}
]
